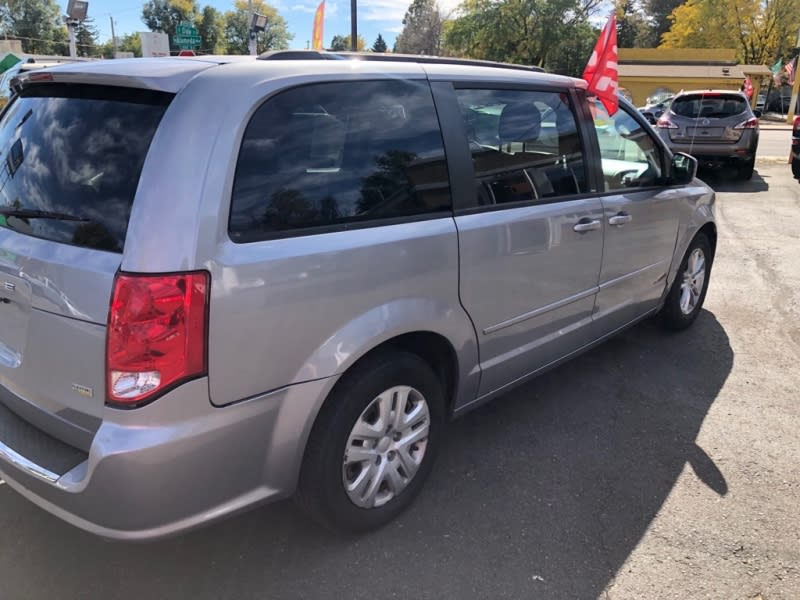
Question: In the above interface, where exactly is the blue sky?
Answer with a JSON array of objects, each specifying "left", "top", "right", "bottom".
[{"left": 86, "top": 0, "right": 462, "bottom": 50}]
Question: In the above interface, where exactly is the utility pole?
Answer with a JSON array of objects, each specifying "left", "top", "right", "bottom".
[
  {"left": 67, "top": 23, "right": 77, "bottom": 57},
  {"left": 64, "top": 1, "right": 89, "bottom": 58},
  {"left": 248, "top": 0, "right": 257, "bottom": 56},
  {"left": 350, "top": 0, "right": 357, "bottom": 51},
  {"left": 110, "top": 16, "right": 118, "bottom": 56}
]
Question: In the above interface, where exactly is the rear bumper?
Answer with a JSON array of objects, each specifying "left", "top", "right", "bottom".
[
  {"left": 660, "top": 132, "right": 758, "bottom": 162},
  {"left": 0, "top": 376, "right": 336, "bottom": 540}
]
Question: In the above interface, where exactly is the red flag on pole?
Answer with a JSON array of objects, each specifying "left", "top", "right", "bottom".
[
  {"left": 583, "top": 15, "right": 619, "bottom": 115},
  {"left": 311, "top": 0, "right": 325, "bottom": 50}
]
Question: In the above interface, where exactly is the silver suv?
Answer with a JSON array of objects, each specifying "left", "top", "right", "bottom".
[
  {"left": 0, "top": 56, "right": 715, "bottom": 540},
  {"left": 655, "top": 89, "right": 759, "bottom": 180}
]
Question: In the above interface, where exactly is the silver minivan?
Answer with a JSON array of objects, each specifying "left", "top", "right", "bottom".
[{"left": 0, "top": 55, "right": 715, "bottom": 539}]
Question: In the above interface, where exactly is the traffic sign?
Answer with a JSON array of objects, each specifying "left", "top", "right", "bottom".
[
  {"left": 173, "top": 21, "right": 201, "bottom": 50},
  {"left": 178, "top": 50, "right": 196, "bottom": 57}
]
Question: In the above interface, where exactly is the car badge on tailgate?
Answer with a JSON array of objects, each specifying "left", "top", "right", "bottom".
[
  {"left": 71, "top": 383, "right": 94, "bottom": 398},
  {"left": 701, "top": 118, "right": 710, "bottom": 126}
]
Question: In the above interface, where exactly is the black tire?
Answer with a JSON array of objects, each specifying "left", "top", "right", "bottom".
[
  {"left": 792, "top": 156, "right": 800, "bottom": 180},
  {"left": 658, "top": 232, "right": 713, "bottom": 330},
  {"left": 296, "top": 351, "right": 444, "bottom": 533},
  {"left": 736, "top": 157, "right": 755, "bottom": 180}
]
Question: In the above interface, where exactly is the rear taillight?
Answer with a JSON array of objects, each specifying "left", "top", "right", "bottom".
[
  {"left": 734, "top": 117, "right": 759, "bottom": 130},
  {"left": 106, "top": 272, "right": 209, "bottom": 407},
  {"left": 657, "top": 117, "right": 678, "bottom": 129},
  {"left": 793, "top": 116, "right": 800, "bottom": 134}
]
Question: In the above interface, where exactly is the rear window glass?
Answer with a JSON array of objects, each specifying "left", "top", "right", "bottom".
[
  {"left": 671, "top": 94, "right": 749, "bottom": 118},
  {"left": 0, "top": 84, "right": 172, "bottom": 252}
]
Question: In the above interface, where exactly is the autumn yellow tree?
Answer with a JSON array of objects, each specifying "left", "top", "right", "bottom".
[{"left": 661, "top": 0, "right": 800, "bottom": 64}]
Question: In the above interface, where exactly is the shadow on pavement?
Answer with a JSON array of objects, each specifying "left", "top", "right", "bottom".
[
  {"left": 0, "top": 311, "right": 733, "bottom": 600},
  {"left": 699, "top": 166, "right": 769, "bottom": 192}
]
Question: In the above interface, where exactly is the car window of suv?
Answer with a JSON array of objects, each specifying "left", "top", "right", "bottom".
[
  {"left": 590, "top": 100, "right": 663, "bottom": 191},
  {"left": 454, "top": 88, "right": 587, "bottom": 207},
  {"left": 229, "top": 80, "right": 451, "bottom": 242}
]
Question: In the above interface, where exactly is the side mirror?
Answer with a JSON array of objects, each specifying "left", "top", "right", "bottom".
[
  {"left": 671, "top": 152, "right": 697, "bottom": 184},
  {"left": 753, "top": 109, "right": 762, "bottom": 118}
]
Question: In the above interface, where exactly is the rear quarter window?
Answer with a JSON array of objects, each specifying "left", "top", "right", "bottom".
[
  {"left": 229, "top": 79, "right": 451, "bottom": 242},
  {"left": 0, "top": 84, "right": 172, "bottom": 252}
]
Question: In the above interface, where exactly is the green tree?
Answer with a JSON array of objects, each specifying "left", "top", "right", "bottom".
[
  {"left": 330, "top": 34, "right": 348, "bottom": 51},
  {"left": 142, "top": 0, "right": 199, "bottom": 50},
  {"left": 546, "top": 21, "right": 600, "bottom": 77},
  {"left": 643, "top": 0, "right": 686, "bottom": 46},
  {"left": 119, "top": 32, "right": 143, "bottom": 57},
  {"left": 101, "top": 32, "right": 144, "bottom": 58},
  {"left": 0, "top": 0, "right": 69, "bottom": 54},
  {"left": 616, "top": 0, "right": 650, "bottom": 48},
  {"left": 329, "top": 34, "right": 366, "bottom": 51},
  {"left": 661, "top": 0, "right": 800, "bottom": 64},
  {"left": 223, "top": 0, "right": 291, "bottom": 54},
  {"left": 74, "top": 17, "right": 99, "bottom": 57},
  {"left": 372, "top": 33, "right": 388, "bottom": 52},
  {"left": 196, "top": 5, "right": 224, "bottom": 53},
  {"left": 444, "top": 0, "right": 602, "bottom": 72},
  {"left": 395, "top": 0, "right": 443, "bottom": 55}
]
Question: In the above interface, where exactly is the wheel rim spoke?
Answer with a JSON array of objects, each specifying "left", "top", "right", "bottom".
[
  {"left": 362, "top": 460, "right": 387, "bottom": 507},
  {"left": 344, "top": 445, "right": 378, "bottom": 465},
  {"left": 396, "top": 445, "right": 422, "bottom": 479}
]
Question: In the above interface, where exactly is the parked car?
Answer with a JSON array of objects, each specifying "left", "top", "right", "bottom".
[
  {"left": 655, "top": 89, "right": 759, "bottom": 180},
  {"left": 639, "top": 96, "right": 673, "bottom": 124},
  {"left": 0, "top": 55, "right": 715, "bottom": 540},
  {"left": 790, "top": 116, "right": 800, "bottom": 181}
]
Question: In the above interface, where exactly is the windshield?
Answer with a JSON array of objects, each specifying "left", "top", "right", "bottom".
[
  {"left": 0, "top": 84, "right": 172, "bottom": 252},
  {"left": 671, "top": 94, "right": 749, "bottom": 118}
]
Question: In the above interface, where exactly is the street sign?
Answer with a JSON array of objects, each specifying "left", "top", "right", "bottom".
[
  {"left": 174, "top": 21, "right": 201, "bottom": 50},
  {"left": 140, "top": 32, "right": 169, "bottom": 57}
]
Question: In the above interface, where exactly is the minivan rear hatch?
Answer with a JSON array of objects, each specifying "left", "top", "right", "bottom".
[{"left": 0, "top": 82, "right": 172, "bottom": 449}]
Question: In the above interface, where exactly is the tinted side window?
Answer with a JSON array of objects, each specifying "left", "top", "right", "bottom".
[
  {"left": 590, "top": 101, "right": 663, "bottom": 191},
  {"left": 229, "top": 80, "right": 450, "bottom": 242},
  {"left": 454, "top": 88, "right": 587, "bottom": 207}
]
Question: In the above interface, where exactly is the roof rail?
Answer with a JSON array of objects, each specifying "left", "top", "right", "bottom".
[{"left": 257, "top": 49, "right": 545, "bottom": 73}]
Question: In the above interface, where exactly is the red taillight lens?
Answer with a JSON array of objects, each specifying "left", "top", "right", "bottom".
[
  {"left": 106, "top": 272, "right": 209, "bottom": 407},
  {"left": 793, "top": 116, "right": 800, "bottom": 134},
  {"left": 734, "top": 117, "right": 759, "bottom": 130},
  {"left": 657, "top": 117, "right": 678, "bottom": 129}
]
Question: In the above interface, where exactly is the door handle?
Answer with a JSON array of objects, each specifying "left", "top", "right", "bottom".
[
  {"left": 573, "top": 219, "right": 601, "bottom": 233},
  {"left": 608, "top": 213, "right": 633, "bottom": 226}
]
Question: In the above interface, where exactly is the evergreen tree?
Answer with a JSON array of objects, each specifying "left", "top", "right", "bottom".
[{"left": 372, "top": 33, "right": 388, "bottom": 52}]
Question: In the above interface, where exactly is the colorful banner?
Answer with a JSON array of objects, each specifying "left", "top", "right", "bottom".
[{"left": 312, "top": 0, "right": 325, "bottom": 50}]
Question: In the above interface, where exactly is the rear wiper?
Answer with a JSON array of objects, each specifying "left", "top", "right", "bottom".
[{"left": 0, "top": 208, "right": 88, "bottom": 222}]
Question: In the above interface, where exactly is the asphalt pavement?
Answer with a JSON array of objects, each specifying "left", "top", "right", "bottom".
[{"left": 0, "top": 165, "right": 798, "bottom": 600}]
